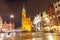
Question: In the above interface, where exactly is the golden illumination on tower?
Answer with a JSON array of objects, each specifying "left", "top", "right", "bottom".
[
  {"left": 22, "top": 4, "right": 32, "bottom": 32},
  {"left": 22, "top": 4, "right": 26, "bottom": 18}
]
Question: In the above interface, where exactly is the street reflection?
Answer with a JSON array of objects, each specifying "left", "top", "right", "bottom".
[
  {"left": 24, "top": 37, "right": 44, "bottom": 40},
  {"left": 44, "top": 33, "right": 60, "bottom": 40},
  {"left": 48, "top": 35, "right": 54, "bottom": 40},
  {"left": 0, "top": 32, "right": 60, "bottom": 40},
  {"left": 45, "top": 33, "right": 54, "bottom": 40},
  {"left": 23, "top": 33, "right": 60, "bottom": 40}
]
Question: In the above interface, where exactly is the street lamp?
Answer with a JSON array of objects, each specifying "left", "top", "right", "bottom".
[
  {"left": 10, "top": 15, "right": 14, "bottom": 35},
  {"left": 10, "top": 15, "right": 14, "bottom": 23},
  {"left": 10, "top": 15, "right": 14, "bottom": 19},
  {"left": 10, "top": 15, "right": 15, "bottom": 29}
]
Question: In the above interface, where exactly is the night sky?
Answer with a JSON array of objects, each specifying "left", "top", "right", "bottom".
[{"left": 0, "top": 0, "right": 56, "bottom": 28}]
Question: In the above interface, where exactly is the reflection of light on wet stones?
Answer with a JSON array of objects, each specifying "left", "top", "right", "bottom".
[
  {"left": 48, "top": 35, "right": 54, "bottom": 40},
  {"left": 32, "top": 38, "right": 35, "bottom": 40},
  {"left": 1, "top": 33, "right": 5, "bottom": 38}
]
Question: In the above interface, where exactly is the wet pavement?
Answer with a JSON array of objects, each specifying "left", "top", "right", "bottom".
[{"left": 0, "top": 32, "right": 60, "bottom": 40}]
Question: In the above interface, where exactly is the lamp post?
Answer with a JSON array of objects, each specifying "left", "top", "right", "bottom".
[
  {"left": 10, "top": 15, "right": 15, "bottom": 40},
  {"left": 10, "top": 14, "right": 14, "bottom": 24},
  {"left": 10, "top": 15, "right": 14, "bottom": 33},
  {"left": 10, "top": 15, "right": 14, "bottom": 27},
  {"left": 10, "top": 15, "right": 14, "bottom": 23}
]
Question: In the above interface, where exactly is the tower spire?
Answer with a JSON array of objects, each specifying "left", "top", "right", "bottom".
[
  {"left": 22, "top": 3, "right": 26, "bottom": 18},
  {"left": 22, "top": 3, "right": 25, "bottom": 12}
]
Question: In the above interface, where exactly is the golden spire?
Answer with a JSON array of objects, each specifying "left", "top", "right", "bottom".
[
  {"left": 23, "top": 3, "right": 25, "bottom": 12},
  {"left": 22, "top": 3, "right": 26, "bottom": 18}
]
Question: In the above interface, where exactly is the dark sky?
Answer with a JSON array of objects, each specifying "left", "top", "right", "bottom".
[{"left": 0, "top": 0, "right": 56, "bottom": 28}]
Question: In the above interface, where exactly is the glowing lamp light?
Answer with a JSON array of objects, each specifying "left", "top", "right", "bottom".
[
  {"left": 48, "top": 34, "right": 54, "bottom": 40},
  {"left": 10, "top": 15, "right": 14, "bottom": 18}
]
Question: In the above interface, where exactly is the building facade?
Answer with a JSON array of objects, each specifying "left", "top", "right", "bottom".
[
  {"left": 22, "top": 4, "right": 32, "bottom": 32},
  {"left": 53, "top": 0, "right": 60, "bottom": 25},
  {"left": 2, "top": 22, "right": 14, "bottom": 31}
]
